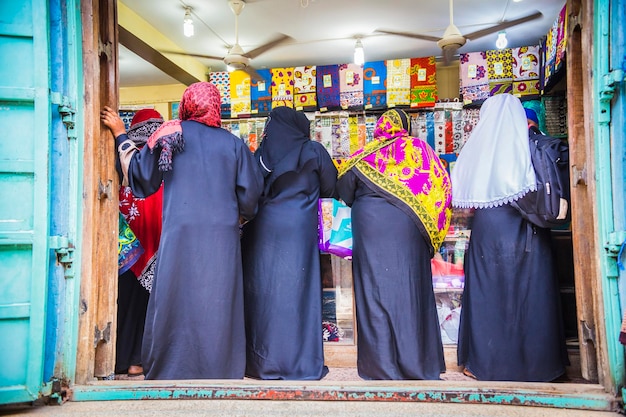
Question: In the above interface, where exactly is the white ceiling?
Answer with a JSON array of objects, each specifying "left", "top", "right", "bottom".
[{"left": 118, "top": 0, "right": 566, "bottom": 88}]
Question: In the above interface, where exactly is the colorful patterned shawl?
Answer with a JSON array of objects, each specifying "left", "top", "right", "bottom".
[{"left": 338, "top": 109, "right": 452, "bottom": 254}]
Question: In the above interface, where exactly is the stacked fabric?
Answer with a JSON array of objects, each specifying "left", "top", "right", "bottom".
[
  {"left": 229, "top": 70, "right": 251, "bottom": 118},
  {"left": 250, "top": 69, "right": 272, "bottom": 116},
  {"left": 363, "top": 61, "right": 387, "bottom": 110},
  {"left": 316, "top": 64, "right": 341, "bottom": 112},
  {"left": 293, "top": 65, "right": 317, "bottom": 111},
  {"left": 458, "top": 51, "right": 489, "bottom": 104},
  {"left": 486, "top": 48, "right": 513, "bottom": 96},
  {"left": 339, "top": 63, "right": 364, "bottom": 110},
  {"left": 410, "top": 56, "right": 437, "bottom": 108},
  {"left": 511, "top": 45, "right": 541, "bottom": 96},
  {"left": 209, "top": 71, "right": 231, "bottom": 118},
  {"left": 543, "top": 4, "right": 568, "bottom": 90},
  {"left": 270, "top": 67, "right": 295, "bottom": 108},
  {"left": 386, "top": 58, "right": 411, "bottom": 107}
]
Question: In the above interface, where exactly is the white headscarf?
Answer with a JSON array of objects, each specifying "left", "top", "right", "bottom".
[{"left": 451, "top": 94, "right": 536, "bottom": 208}]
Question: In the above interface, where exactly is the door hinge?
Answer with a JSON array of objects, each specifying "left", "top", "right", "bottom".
[
  {"left": 598, "top": 69, "right": 625, "bottom": 124},
  {"left": 98, "top": 40, "right": 112, "bottom": 60},
  {"left": 50, "top": 91, "right": 77, "bottom": 140},
  {"left": 49, "top": 235, "right": 75, "bottom": 279},
  {"left": 604, "top": 230, "right": 626, "bottom": 278},
  {"left": 571, "top": 163, "right": 587, "bottom": 187},
  {"left": 580, "top": 319, "right": 596, "bottom": 347}
]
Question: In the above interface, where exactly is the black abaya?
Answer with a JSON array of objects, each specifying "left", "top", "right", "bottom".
[
  {"left": 337, "top": 170, "right": 445, "bottom": 380},
  {"left": 122, "top": 121, "right": 263, "bottom": 380},
  {"left": 115, "top": 269, "right": 149, "bottom": 374},
  {"left": 241, "top": 140, "right": 337, "bottom": 380},
  {"left": 457, "top": 204, "right": 569, "bottom": 381}
]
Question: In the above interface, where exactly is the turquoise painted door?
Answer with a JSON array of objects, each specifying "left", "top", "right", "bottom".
[
  {"left": 594, "top": 0, "right": 626, "bottom": 391},
  {"left": 0, "top": 0, "right": 78, "bottom": 404}
]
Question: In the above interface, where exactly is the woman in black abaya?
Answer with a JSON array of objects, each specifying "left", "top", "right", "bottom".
[
  {"left": 452, "top": 93, "right": 569, "bottom": 381},
  {"left": 241, "top": 106, "right": 338, "bottom": 380}
]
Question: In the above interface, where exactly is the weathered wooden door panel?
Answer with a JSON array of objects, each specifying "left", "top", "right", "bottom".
[{"left": 0, "top": 0, "right": 52, "bottom": 404}]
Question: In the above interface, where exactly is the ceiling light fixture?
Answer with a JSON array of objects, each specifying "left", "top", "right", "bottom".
[
  {"left": 495, "top": 31, "right": 508, "bottom": 49},
  {"left": 183, "top": 7, "right": 194, "bottom": 37},
  {"left": 353, "top": 38, "right": 364, "bottom": 66}
]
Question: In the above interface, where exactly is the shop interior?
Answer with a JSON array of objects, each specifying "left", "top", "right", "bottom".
[{"left": 114, "top": 0, "right": 583, "bottom": 382}]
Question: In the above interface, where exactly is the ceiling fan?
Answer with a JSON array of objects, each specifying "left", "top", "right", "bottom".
[
  {"left": 377, "top": 0, "right": 542, "bottom": 65},
  {"left": 162, "top": 0, "right": 292, "bottom": 81}
]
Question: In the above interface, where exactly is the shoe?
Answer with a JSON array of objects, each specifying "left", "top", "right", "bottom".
[
  {"left": 463, "top": 368, "right": 477, "bottom": 380},
  {"left": 127, "top": 365, "right": 143, "bottom": 376}
]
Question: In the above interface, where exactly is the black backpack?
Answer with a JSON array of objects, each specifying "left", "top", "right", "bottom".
[{"left": 511, "top": 126, "right": 571, "bottom": 229}]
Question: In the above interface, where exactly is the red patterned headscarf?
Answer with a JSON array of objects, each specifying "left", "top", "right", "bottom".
[{"left": 147, "top": 82, "right": 222, "bottom": 171}]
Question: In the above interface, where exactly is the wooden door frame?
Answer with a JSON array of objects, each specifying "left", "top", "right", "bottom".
[
  {"left": 73, "top": 0, "right": 614, "bottom": 395},
  {"left": 75, "top": 0, "right": 119, "bottom": 385}
]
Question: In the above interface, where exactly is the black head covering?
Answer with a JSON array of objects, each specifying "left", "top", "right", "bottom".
[
  {"left": 255, "top": 107, "right": 316, "bottom": 196},
  {"left": 257, "top": 106, "right": 310, "bottom": 174}
]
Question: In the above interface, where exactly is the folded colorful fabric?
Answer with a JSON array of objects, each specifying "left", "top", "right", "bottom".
[
  {"left": 250, "top": 69, "right": 273, "bottom": 116},
  {"left": 316, "top": 64, "right": 341, "bottom": 111},
  {"left": 410, "top": 56, "right": 437, "bottom": 108},
  {"left": 339, "top": 63, "right": 364, "bottom": 110},
  {"left": 271, "top": 67, "right": 295, "bottom": 108},
  {"left": 386, "top": 58, "right": 411, "bottom": 107},
  {"left": 363, "top": 60, "right": 387, "bottom": 110},
  {"left": 294, "top": 65, "right": 317, "bottom": 111}
]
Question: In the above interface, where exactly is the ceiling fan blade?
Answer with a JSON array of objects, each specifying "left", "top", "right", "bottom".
[
  {"left": 464, "top": 11, "right": 543, "bottom": 41},
  {"left": 244, "top": 34, "right": 292, "bottom": 59},
  {"left": 243, "top": 66, "right": 265, "bottom": 82},
  {"left": 160, "top": 50, "right": 224, "bottom": 61},
  {"left": 376, "top": 29, "right": 441, "bottom": 43}
]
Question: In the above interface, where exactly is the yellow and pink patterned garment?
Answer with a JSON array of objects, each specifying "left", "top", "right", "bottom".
[{"left": 338, "top": 109, "right": 452, "bottom": 253}]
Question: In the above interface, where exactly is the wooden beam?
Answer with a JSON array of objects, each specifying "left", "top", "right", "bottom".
[{"left": 118, "top": 25, "right": 201, "bottom": 87}]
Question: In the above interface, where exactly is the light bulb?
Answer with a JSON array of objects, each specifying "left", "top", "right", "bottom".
[
  {"left": 495, "top": 31, "right": 507, "bottom": 49},
  {"left": 353, "top": 39, "right": 364, "bottom": 66},
  {"left": 183, "top": 8, "right": 194, "bottom": 37}
]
